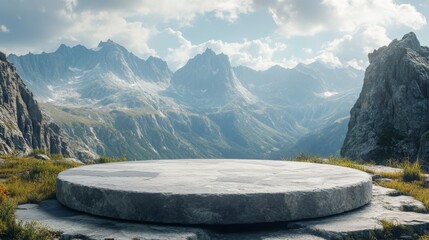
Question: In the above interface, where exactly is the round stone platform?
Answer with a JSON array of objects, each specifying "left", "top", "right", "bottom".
[{"left": 56, "top": 159, "right": 372, "bottom": 224}]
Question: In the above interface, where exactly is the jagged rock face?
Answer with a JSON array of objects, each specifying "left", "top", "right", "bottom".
[
  {"left": 341, "top": 33, "right": 429, "bottom": 163},
  {"left": 0, "top": 53, "right": 69, "bottom": 155},
  {"left": 419, "top": 131, "right": 429, "bottom": 163}
]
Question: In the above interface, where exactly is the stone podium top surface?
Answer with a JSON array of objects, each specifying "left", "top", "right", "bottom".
[{"left": 58, "top": 159, "right": 371, "bottom": 194}]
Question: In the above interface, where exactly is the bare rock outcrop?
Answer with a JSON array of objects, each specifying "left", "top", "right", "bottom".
[
  {"left": 0, "top": 51, "right": 69, "bottom": 155},
  {"left": 341, "top": 33, "right": 429, "bottom": 164}
]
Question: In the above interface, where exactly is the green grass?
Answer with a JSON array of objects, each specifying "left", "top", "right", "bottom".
[
  {"left": 292, "top": 153, "right": 369, "bottom": 173},
  {"left": 28, "top": 148, "right": 47, "bottom": 156},
  {"left": 291, "top": 153, "right": 418, "bottom": 180},
  {"left": 402, "top": 160, "right": 423, "bottom": 182},
  {"left": 0, "top": 155, "right": 80, "bottom": 204},
  {"left": 0, "top": 153, "right": 130, "bottom": 239},
  {"left": 27, "top": 149, "right": 68, "bottom": 161},
  {"left": 378, "top": 180, "right": 429, "bottom": 210},
  {"left": 420, "top": 235, "right": 429, "bottom": 240},
  {"left": 378, "top": 219, "right": 413, "bottom": 239},
  {"left": 0, "top": 155, "right": 80, "bottom": 239},
  {"left": 291, "top": 154, "right": 429, "bottom": 210},
  {"left": 0, "top": 197, "right": 58, "bottom": 240},
  {"left": 93, "top": 155, "right": 127, "bottom": 164}
]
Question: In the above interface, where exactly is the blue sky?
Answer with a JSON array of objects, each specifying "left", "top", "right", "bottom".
[{"left": 0, "top": 0, "right": 428, "bottom": 70}]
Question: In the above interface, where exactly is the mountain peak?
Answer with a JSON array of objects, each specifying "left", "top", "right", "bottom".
[
  {"left": 267, "top": 64, "right": 286, "bottom": 72},
  {"left": 97, "top": 39, "right": 116, "bottom": 48},
  {"left": 370, "top": 32, "right": 423, "bottom": 63},
  {"left": 399, "top": 32, "right": 420, "bottom": 51},
  {"left": 203, "top": 48, "right": 216, "bottom": 55},
  {"left": 146, "top": 56, "right": 168, "bottom": 66},
  {"left": 56, "top": 43, "right": 70, "bottom": 53},
  {"left": 197, "top": 48, "right": 229, "bottom": 64},
  {"left": 170, "top": 47, "right": 251, "bottom": 107}
]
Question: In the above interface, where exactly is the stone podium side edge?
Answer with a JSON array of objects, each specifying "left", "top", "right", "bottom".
[{"left": 56, "top": 176, "right": 372, "bottom": 225}]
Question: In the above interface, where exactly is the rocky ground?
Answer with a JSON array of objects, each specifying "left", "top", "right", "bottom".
[{"left": 15, "top": 165, "right": 429, "bottom": 240}]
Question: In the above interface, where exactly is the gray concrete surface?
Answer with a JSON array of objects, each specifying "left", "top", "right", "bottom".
[{"left": 56, "top": 159, "right": 372, "bottom": 224}]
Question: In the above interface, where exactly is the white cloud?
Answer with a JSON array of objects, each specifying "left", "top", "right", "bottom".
[
  {"left": 0, "top": 24, "right": 9, "bottom": 33},
  {"left": 323, "top": 34, "right": 353, "bottom": 52},
  {"left": 313, "top": 52, "right": 343, "bottom": 68},
  {"left": 346, "top": 59, "right": 366, "bottom": 71},
  {"left": 0, "top": 0, "right": 426, "bottom": 72},
  {"left": 360, "top": 25, "right": 391, "bottom": 53},
  {"left": 309, "top": 25, "right": 392, "bottom": 69},
  {"left": 255, "top": 0, "right": 427, "bottom": 37},
  {"left": 58, "top": 11, "right": 157, "bottom": 57},
  {"left": 303, "top": 48, "right": 313, "bottom": 54},
  {"left": 0, "top": 0, "right": 253, "bottom": 56},
  {"left": 164, "top": 28, "right": 292, "bottom": 70},
  {"left": 73, "top": 0, "right": 254, "bottom": 24}
]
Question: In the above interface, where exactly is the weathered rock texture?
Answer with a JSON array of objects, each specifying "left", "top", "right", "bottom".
[
  {"left": 419, "top": 131, "right": 429, "bottom": 163},
  {"left": 56, "top": 159, "right": 372, "bottom": 224},
  {"left": 342, "top": 32, "right": 429, "bottom": 163},
  {"left": 17, "top": 185, "right": 429, "bottom": 239},
  {"left": 0, "top": 51, "right": 69, "bottom": 155}
]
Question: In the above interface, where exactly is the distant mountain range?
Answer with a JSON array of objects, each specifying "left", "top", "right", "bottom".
[{"left": 7, "top": 40, "right": 364, "bottom": 160}]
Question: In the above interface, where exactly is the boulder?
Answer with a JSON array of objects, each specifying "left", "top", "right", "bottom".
[
  {"left": 75, "top": 150, "right": 98, "bottom": 162},
  {"left": 34, "top": 154, "right": 50, "bottom": 160},
  {"left": 63, "top": 158, "right": 84, "bottom": 165}
]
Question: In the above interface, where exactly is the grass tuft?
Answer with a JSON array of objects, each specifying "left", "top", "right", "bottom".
[
  {"left": 402, "top": 160, "right": 423, "bottom": 182},
  {"left": 0, "top": 198, "right": 16, "bottom": 234},
  {"left": 28, "top": 148, "right": 47, "bottom": 156},
  {"left": 93, "top": 155, "right": 127, "bottom": 164},
  {"left": 378, "top": 219, "right": 413, "bottom": 239},
  {"left": 15, "top": 221, "right": 59, "bottom": 240},
  {"left": 291, "top": 154, "right": 368, "bottom": 172}
]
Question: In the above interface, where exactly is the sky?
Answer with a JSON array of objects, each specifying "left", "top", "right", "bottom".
[{"left": 0, "top": 0, "right": 428, "bottom": 71}]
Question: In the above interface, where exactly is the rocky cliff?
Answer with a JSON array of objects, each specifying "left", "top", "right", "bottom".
[
  {"left": 341, "top": 33, "right": 429, "bottom": 163},
  {"left": 0, "top": 51, "right": 69, "bottom": 155}
]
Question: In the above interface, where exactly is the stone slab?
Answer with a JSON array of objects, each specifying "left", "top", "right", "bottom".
[
  {"left": 294, "top": 186, "right": 429, "bottom": 239},
  {"left": 17, "top": 186, "right": 429, "bottom": 240},
  {"left": 56, "top": 159, "right": 372, "bottom": 224}
]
